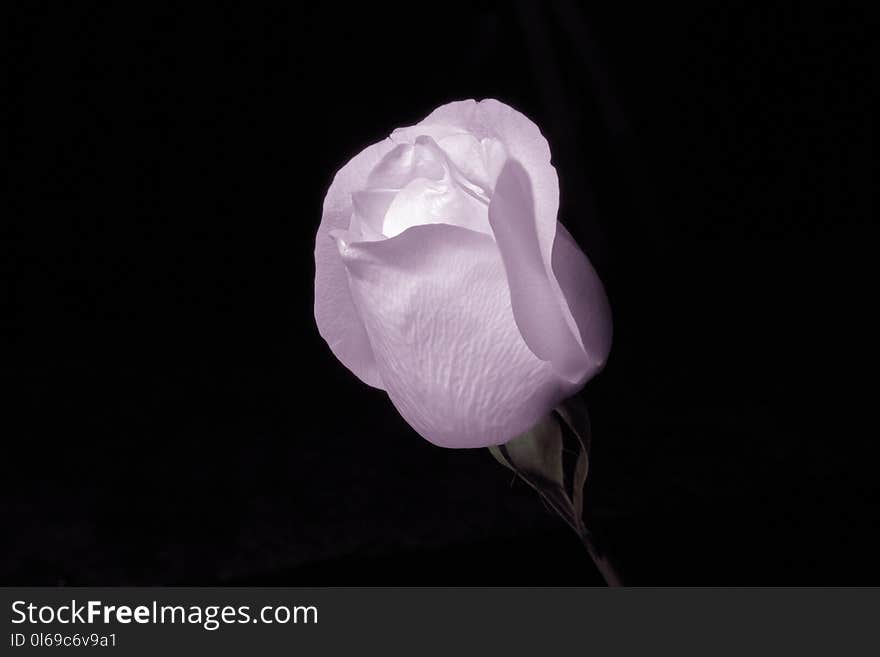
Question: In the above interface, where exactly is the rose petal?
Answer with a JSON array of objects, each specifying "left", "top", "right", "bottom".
[
  {"left": 350, "top": 188, "right": 396, "bottom": 239},
  {"left": 382, "top": 174, "right": 490, "bottom": 238},
  {"left": 335, "top": 223, "right": 572, "bottom": 448},
  {"left": 314, "top": 138, "right": 396, "bottom": 389},
  {"left": 359, "top": 135, "right": 493, "bottom": 239},
  {"left": 366, "top": 141, "right": 445, "bottom": 189},
  {"left": 392, "top": 100, "right": 558, "bottom": 268},
  {"left": 419, "top": 100, "right": 560, "bottom": 281},
  {"left": 396, "top": 99, "right": 609, "bottom": 384},
  {"left": 489, "top": 159, "right": 590, "bottom": 382},
  {"left": 434, "top": 132, "right": 508, "bottom": 193},
  {"left": 551, "top": 222, "right": 613, "bottom": 379}
]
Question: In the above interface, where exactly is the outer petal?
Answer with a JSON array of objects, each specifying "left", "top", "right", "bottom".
[
  {"left": 391, "top": 98, "right": 587, "bottom": 374},
  {"left": 314, "top": 138, "right": 396, "bottom": 388},
  {"left": 551, "top": 222, "right": 613, "bottom": 379},
  {"left": 334, "top": 224, "right": 572, "bottom": 448},
  {"left": 489, "top": 159, "right": 590, "bottom": 382}
]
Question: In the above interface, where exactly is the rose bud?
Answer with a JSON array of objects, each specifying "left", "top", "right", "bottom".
[{"left": 314, "top": 99, "right": 611, "bottom": 448}]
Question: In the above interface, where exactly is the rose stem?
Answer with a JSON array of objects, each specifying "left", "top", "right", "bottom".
[{"left": 579, "top": 529, "right": 623, "bottom": 587}]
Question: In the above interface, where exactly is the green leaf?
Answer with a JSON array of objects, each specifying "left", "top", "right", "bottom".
[
  {"left": 488, "top": 402, "right": 595, "bottom": 534},
  {"left": 487, "top": 399, "right": 622, "bottom": 585},
  {"left": 491, "top": 413, "right": 564, "bottom": 487}
]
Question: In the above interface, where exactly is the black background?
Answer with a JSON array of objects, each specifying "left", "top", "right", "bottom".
[{"left": 6, "top": 3, "right": 873, "bottom": 584}]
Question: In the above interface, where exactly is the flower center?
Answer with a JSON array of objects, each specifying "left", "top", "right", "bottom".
[{"left": 350, "top": 134, "right": 506, "bottom": 241}]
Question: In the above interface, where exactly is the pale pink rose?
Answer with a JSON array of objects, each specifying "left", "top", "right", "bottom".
[{"left": 314, "top": 99, "right": 612, "bottom": 448}]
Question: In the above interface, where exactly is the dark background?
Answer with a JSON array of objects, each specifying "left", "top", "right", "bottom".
[{"left": 5, "top": 2, "right": 873, "bottom": 584}]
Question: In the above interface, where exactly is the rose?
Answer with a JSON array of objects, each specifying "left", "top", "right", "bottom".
[{"left": 314, "top": 99, "right": 611, "bottom": 448}]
